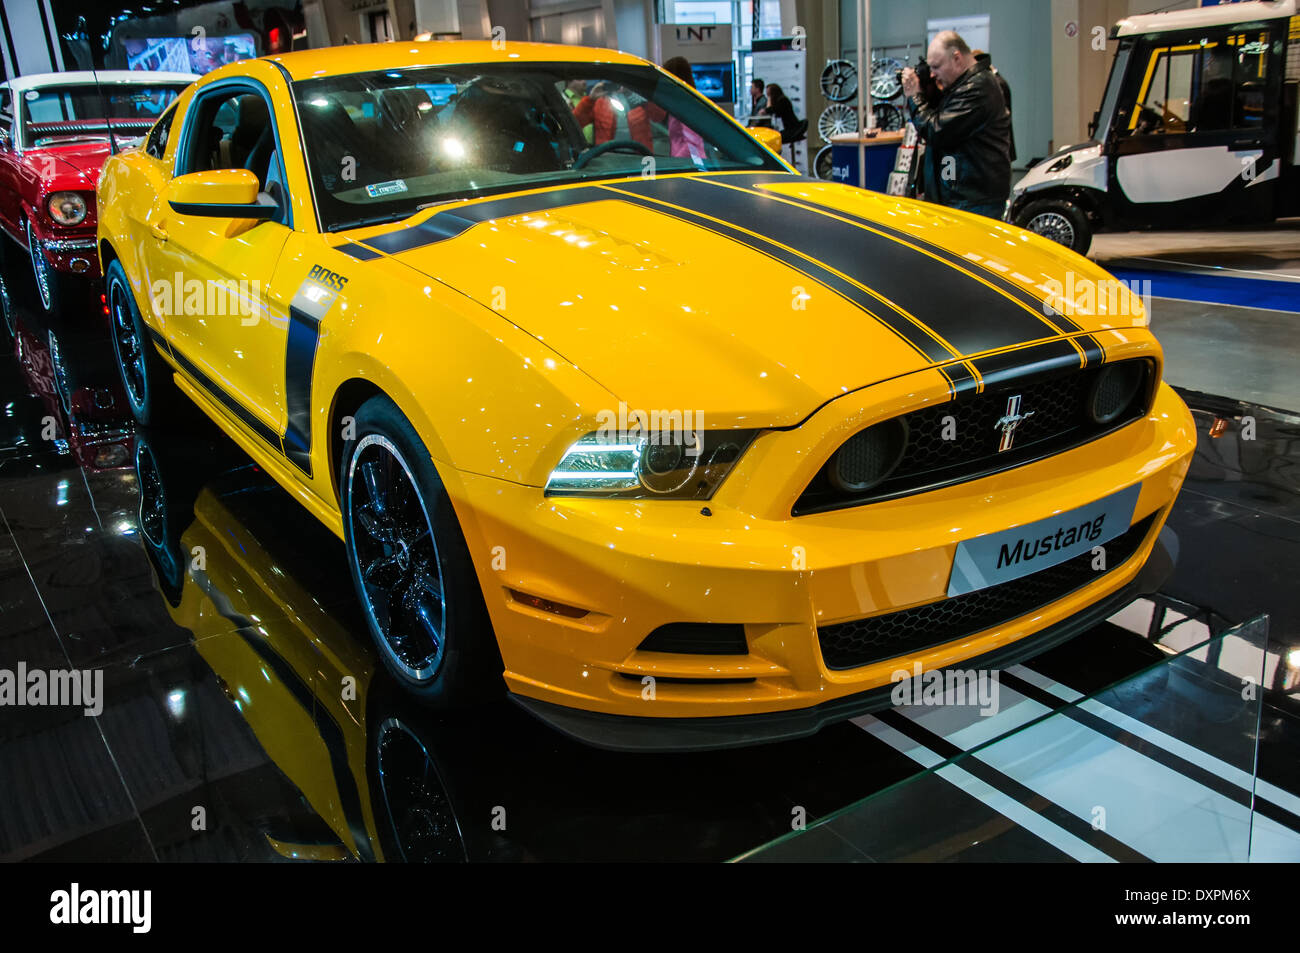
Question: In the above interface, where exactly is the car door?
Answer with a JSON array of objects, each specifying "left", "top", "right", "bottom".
[
  {"left": 146, "top": 79, "right": 294, "bottom": 437},
  {"left": 1106, "top": 23, "right": 1284, "bottom": 228}
]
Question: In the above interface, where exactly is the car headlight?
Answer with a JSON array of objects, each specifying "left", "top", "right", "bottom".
[
  {"left": 545, "top": 430, "right": 758, "bottom": 499},
  {"left": 1046, "top": 154, "right": 1073, "bottom": 174},
  {"left": 47, "top": 191, "right": 88, "bottom": 226}
]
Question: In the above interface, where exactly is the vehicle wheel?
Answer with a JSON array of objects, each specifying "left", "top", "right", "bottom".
[
  {"left": 106, "top": 258, "right": 173, "bottom": 426},
  {"left": 814, "top": 145, "right": 834, "bottom": 180},
  {"left": 26, "top": 218, "right": 62, "bottom": 314},
  {"left": 1015, "top": 198, "right": 1092, "bottom": 254},
  {"left": 341, "top": 395, "right": 502, "bottom": 707}
]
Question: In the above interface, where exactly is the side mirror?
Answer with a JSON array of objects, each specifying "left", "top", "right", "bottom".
[
  {"left": 166, "top": 168, "right": 276, "bottom": 219},
  {"left": 748, "top": 125, "right": 783, "bottom": 155}
]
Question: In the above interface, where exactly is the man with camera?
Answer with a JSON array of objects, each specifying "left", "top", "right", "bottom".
[{"left": 901, "top": 31, "right": 1012, "bottom": 219}]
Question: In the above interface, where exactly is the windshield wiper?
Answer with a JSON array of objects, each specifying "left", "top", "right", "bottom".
[{"left": 328, "top": 211, "right": 415, "bottom": 233}]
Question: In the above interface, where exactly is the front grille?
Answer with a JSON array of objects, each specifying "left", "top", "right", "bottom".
[
  {"left": 794, "top": 359, "right": 1154, "bottom": 515},
  {"left": 816, "top": 512, "right": 1157, "bottom": 671}
]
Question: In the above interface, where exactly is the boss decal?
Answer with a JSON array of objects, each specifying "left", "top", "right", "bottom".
[
  {"left": 283, "top": 272, "right": 346, "bottom": 475},
  {"left": 307, "top": 263, "right": 349, "bottom": 291}
]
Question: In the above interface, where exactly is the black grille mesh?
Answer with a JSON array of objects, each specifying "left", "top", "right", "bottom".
[
  {"left": 816, "top": 512, "right": 1157, "bottom": 671},
  {"left": 795, "top": 360, "right": 1153, "bottom": 514}
]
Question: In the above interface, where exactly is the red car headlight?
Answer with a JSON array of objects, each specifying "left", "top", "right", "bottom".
[{"left": 47, "top": 191, "right": 88, "bottom": 226}]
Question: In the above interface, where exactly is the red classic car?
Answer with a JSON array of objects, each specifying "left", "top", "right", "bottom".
[{"left": 0, "top": 70, "right": 195, "bottom": 312}]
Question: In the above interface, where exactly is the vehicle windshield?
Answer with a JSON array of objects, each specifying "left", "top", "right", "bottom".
[
  {"left": 21, "top": 83, "right": 188, "bottom": 147},
  {"left": 293, "top": 62, "right": 786, "bottom": 231}
]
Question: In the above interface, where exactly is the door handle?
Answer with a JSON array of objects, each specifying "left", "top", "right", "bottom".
[
  {"left": 1231, "top": 139, "right": 1262, "bottom": 150},
  {"left": 149, "top": 222, "right": 168, "bottom": 241}
]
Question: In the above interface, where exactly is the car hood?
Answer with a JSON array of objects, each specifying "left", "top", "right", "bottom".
[
  {"left": 26, "top": 144, "right": 108, "bottom": 186},
  {"left": 352, "top": 172, "right": 1140, "bottom": 427}
]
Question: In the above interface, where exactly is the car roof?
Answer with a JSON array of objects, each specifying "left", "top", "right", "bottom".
[
  {"left": 7, "top": 70, "right": 199, "bottom": 91},
  {"left": 262, "top": 40, "right": 647, "bottom": 82},
  {"left": 1116, "top": 0, "right": 1296, "bottom": 36}
]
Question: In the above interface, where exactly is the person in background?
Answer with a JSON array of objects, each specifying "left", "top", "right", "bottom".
[
  {"left": 564, "top": 79, "right": 594, "bottom": 143},
  {"left": 972, "top": 49, "right": 1015, "bottom": 163},
  {"left": 571, "top": 81, "right": 655, "bottom": 151},
  {"left": 902, "top": 30, "right": 1011, "bottom": 218},
  {"left": 658, "top": 56, "right": 708, "bottom": 161},
  {"left": 749, "top": 77, "right": 767, "bottom": 117},
  {"left": 762, "top": 83, "right": 800, "bottom": 142}
]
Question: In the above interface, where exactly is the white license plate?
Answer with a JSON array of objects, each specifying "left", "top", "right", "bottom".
[{"left": 947, "top": 484, "right": 1141, "bottom": 597}]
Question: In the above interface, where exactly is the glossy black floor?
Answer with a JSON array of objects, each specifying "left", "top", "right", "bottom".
[{"left": 0, "top": 254, "right": 1297, "bottom": 862}]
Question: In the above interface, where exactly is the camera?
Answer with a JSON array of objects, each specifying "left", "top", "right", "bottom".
[{"left": 896, "top": 58, "right": 941, "bottom": 107}]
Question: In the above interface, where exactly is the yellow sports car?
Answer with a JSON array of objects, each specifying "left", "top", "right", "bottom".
[{"left": 97, "top": 41, "right": 1196, "bottom": 751}]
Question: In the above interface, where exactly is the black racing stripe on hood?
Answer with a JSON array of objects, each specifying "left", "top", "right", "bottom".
[
  {"left": 339, "top": 241, "right": 382, "bottom": 261},
  {"left": 360, "top": 185, "right": 610, "bottom": 254},
  {"left": 971, "top": 339, "right": 1083, "bottom": 393},
  {"left": 708, "top": 172, "right": 1107, "bottom": 365},
  {"left": 614, "top": 175, "right": 1062, "bottom": 358},
  {"left": 606, "top": 188, "right": 977, "bottom": 398}
]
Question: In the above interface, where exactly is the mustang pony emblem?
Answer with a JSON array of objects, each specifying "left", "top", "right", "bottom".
[{"left": 994, "top": 394, "right": 1035, "bottom": 452}]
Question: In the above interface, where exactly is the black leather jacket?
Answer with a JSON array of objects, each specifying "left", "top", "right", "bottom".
[{"left": 906, "top": 60, "right": 1012, "bottom": 208}]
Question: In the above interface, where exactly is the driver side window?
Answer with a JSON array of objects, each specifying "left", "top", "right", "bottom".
[
  {"left": 1121, "top": 31, "right": 1273, "bottom": 138},
  {"left": 180, "top": 86, "right": 288, "bottom": 223}
]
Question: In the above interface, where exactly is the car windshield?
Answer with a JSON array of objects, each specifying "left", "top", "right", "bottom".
[
  {"left": 293, "top": 62, "right": 786, "bottom": 231},
  {"left": 21, "top": 83, "right": 187, "bottom": 146}
]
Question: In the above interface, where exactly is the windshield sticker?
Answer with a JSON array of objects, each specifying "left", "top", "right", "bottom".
[{"left": 365, "top": 179, "right": 408, "bottom": 198}]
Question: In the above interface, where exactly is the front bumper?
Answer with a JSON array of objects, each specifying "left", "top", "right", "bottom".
[
  {"left": 448, "top": 372, "right": 1196, "bottom": 746},
  {"left": 511, "top": 525, "right": 1176, "bottom": 752},
  {"left": 29, "top": 223, "right": 99, "bottom": 277}
]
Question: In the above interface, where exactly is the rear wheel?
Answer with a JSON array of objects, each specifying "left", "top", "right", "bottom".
[
  {"left": 1015, "top": 198, "right": 1092, "bottom": 255},
  {"left": 106, "top": 258, "right": 173, "bottom": 426},
  {"left": 341, "top": 395, "right": 501, "bottom": 707}
]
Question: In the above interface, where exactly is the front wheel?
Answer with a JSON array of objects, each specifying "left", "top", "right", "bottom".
[
  {"left": 106, "top": 258, "right": 174, "bottom": 427},
  {"left": 1015, "top": 198, "right": 1092, "bottom": 255},
  {"left": 26, "top": 219, "right": 63, "bottom": 314},
  {"left": 341, "top": 395, "right": 501, "bottom": 707}
]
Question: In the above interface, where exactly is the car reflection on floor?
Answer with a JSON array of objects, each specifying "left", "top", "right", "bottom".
[{"left": 0, "top": 269, "right": 1297, "bottom": 862}]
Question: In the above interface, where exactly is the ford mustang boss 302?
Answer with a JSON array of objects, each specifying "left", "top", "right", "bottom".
[{"left": 97, "top": 42, "right": 1195, "bottom": 751}]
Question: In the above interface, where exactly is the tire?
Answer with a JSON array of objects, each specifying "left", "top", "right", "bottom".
[
  {"left": 814, "top": 144, "right": 834, "bottom": 180},
  {"left": 26, "top": 218, "right": 63, "bottom": 314},
  {"left": 341, "top": 395, "right": 502, "bottom": 707},
  {"left": 1015, "top": 198, "right": 1092, "bottom": 255},
  {"left": 106, "top": 258, "right": 174, "bottom": 426}
]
